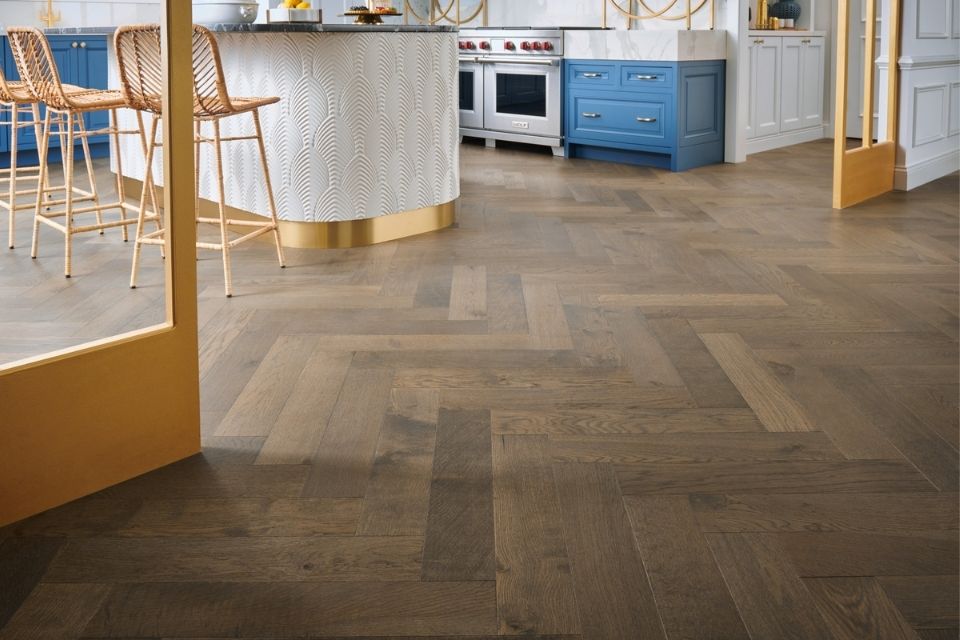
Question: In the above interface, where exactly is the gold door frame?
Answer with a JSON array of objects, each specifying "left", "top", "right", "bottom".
[
  {"left": 833, "top": 0, "right": 902, "bottom": 209},
  {"left": 0, "top": 1, "right": 199, "bottom": 526}
]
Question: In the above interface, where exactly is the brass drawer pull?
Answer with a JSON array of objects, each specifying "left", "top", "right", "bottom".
[
  {"left": 801, "top": 39, "right": 812, "bottom": 44},
  {"left": 754, "top": 39, "right": 765, "bottom": 44},
  {"left": 582, "top": 72, "right": 603, "bottom": 78},
  {"left": 636, "top": 116, "right": 658, "bottom": 123},
  {"left": 582, "top": 112, "right": 602, "bottom": 118}
]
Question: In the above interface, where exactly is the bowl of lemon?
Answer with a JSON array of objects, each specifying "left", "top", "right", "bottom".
[{"left": 267, "top": 0, "right": 321, "bottom": 23}]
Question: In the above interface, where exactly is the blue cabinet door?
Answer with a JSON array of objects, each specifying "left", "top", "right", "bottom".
[
  {"left": 79, "top": 37, "right": 110, "bottom": 146},
  {"left": 0, "top": 37, "right": 7, "bottom": 154}
]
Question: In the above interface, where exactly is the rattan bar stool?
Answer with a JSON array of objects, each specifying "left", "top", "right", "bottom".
[
  {"left": 7, "top": 26, "right": 147, "bottom": 278},
  {"left": 116, "top": 24, "right": 285, "bottom": 298}
]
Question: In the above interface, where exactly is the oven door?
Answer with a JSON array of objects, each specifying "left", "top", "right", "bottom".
[
  {"left": 459, "top": 60, "right": 484, "bottom": 130},
  {"left": 482, "top": 58, "right": 561, "bottom": 139}
]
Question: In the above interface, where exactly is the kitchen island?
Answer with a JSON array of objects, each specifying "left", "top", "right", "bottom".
[{"left": 51, "top": 23, "right": 460, "bottom": 248}]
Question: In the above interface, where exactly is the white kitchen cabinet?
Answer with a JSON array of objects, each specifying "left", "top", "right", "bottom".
[{"left": 746, "top": 34, "right": 826, "bottom": 154}]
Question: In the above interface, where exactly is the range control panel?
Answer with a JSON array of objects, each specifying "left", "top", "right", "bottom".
[{"left": 458, "top": 30, "right": 564, "bottom": 57}]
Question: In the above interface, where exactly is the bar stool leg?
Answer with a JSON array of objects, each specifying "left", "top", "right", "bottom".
[
  {"left": 7, "top": 103, "right": 18, "bottom": 249},
  {"left": 194, "top": 119, "right": 202, "bottom": 228},
  {"left": 137, "top": 111, "right": 162, "bottom": 239},
  {"left": 130, "top": 114, "right": 160, "bottom": 290},
  {"left": 252, "top": 109, "right": 285, "bottom": 269},
  {"left": 111, "top": 109, "right": 129, "bottom": 242},
  {"left": 75, "top": 113, "right": 103, "bottom": 235},
  {"left": 31, "top": 104, "right": 52, "bottom": 213},
  {"left": 212, "top": 118, "right": 233, "bottom": 298},
  {"left": 32, "top": 110, "right": 51, "bottom": 260},
  {"left": 63, "top": 112, "right": 76, "bottom": 278}
]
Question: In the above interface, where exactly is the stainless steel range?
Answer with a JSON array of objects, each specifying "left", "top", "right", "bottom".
[{"left": 458, "top": 28, "right": 565, "bottom": 156}]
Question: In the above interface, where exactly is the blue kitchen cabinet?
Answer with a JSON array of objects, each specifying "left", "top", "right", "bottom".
[
  {"left": 0, "top": 37, "right": 6, "bottom": 155},
  {"left": 564, "top": 59, "right": 725, "bottom": 172},
  {"left": 0, "top": 35, "right": 110, "bottom": 168}
]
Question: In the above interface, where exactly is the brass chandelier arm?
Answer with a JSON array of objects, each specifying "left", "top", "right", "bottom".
[
  {"left": 404, "top": 0, "right": 485, "bottom": 25},
  {"left": 604, "top": 0, "right": 714, "bottom": 29}
]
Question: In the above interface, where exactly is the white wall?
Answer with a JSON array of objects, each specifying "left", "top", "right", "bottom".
[
  {"left": 893, "top": 0, "right": 960, "bottom": 190},
  {"left": 0, "top": 0, "right": 160, "bottom": 29}
]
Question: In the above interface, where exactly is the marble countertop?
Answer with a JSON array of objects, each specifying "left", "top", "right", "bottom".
[
  {"left": 747, "top": 29, "right": 827, "bottom": 37},
  {"left": 42, "top": 23, "right": 456, "bottom": 35},
  {"left": 564, "top": 29, "right": 727, "bottom": 62}
]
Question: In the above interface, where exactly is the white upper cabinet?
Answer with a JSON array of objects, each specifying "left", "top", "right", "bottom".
[{"left": 746, "top": 35, "right": 826, "bottom": 153}]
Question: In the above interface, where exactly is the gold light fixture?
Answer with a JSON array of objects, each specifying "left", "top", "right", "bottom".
[
  {"left": 601, "top": 0, "right": 715, "bottom": 30},
  {"left": 39, "top": 0, "right": 62, "bottom": 28},
  {"left": 404, "top": 0, "right": 487, "bottom": 26}
]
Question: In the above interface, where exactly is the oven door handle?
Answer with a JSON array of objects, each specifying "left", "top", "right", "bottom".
[{"left": 479, "top": 57, "right": 560, "bottom": 66}]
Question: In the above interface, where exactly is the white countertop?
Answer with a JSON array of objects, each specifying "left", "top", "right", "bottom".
[
  {"left": 564, "top": 29, "right": 727, "bottom": 62},
  {"left": 748, "top": 30, "right": 827, "bottom": 37}
]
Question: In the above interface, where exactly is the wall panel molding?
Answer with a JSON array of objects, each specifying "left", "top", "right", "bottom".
[
  {"left": 916, "top": 0, "right": 951, "bottom": 39},
  {"left": 912, "top": 83, "right": 949, "bottom": 147}
]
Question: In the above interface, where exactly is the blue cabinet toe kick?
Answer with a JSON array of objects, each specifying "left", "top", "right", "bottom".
[{"left": 564, "top": 59, "right": 726, "bottom": 172}]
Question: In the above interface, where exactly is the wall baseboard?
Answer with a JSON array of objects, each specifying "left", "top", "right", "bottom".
[
  {"left": 746, "top": 126, "right": 827, "bottom": 155},
  {"left": 894, "top": 148, "right": 960, "bottom": 191}
]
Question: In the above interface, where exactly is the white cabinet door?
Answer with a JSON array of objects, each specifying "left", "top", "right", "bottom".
[
  {"left": 780, "top": 38, "right": 804, "bottom": 132},
  {"left": 799, "top": 37, "right": 825, "bottom": 129},
  {"left": 749, "top": 37, "right": 782, "bottom": 139}
]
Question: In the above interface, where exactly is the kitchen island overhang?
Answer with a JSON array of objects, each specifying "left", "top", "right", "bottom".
[{"left": 53, "top": 23, "right": 461, "bottom": 249}]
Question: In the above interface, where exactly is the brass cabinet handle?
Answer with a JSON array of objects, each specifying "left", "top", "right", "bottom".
[
  {"left": 582, "top": 72, "right": 603, "bottom": 78},
  {"left": 636, "top": 117, "right": 657, "bottom": 123},
  {"left": 633, "top": 74, "right": 659, "bottom": 80},
  {"left": 754, "top": 39, "right": 765, "bottom": 44},
  {"left": 801, "top": 39, "right": 812, "bottom": 44},
  {"left": 582, "top": 112, "right": 602, "bottom": 118}
]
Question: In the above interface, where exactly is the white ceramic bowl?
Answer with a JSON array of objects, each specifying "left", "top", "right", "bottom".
[{"left": 192, "top": 1, "right": 259, "bottom": 24}]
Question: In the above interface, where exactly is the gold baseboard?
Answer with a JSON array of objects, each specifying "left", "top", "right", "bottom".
[{"left": 121, "top": 177, "right": 456, "bottom": 249}]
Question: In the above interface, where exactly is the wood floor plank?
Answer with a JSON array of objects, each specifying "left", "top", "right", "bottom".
[
  {"left": 119, "top": 498, "right": 360, "bottom": 537},
  {"left": 776, "top": 531, "right": 959, "bottom": 577},
  {"left": 80, "top": 581, "right": 498, "bottom": 638},
  {"left": 44, "top": 536, "right": 423, "bottom": 583},
  {"left": 706, "top": 532, "right": 834, "bottom": 640},
  {"left": 493, "top": 408, "right": 763, "bottom": 435},
  {"left": 690, "top": 493, "right": 960, "bottom": 533},
  {"left": 449, "top": 265, "right": 487, "bottom": 321},
  {"left": 0, "top": 583, "right": 111, "bottom": 640},
  {"left": 805, "top": 577, "right": 920, "bottom": 640},
  {"left": 254, "top": 350, "right": 353, "bottom": 465},
  {"left": 301, "top": 366, "right": 395, "bottom": 498},
  {"left": 493, "top": 436, "right": 580, "bottom": 636},
  {"left": 553, "top": 463, "right": 666, "bottom": 640},
  {"left": 599, "top": 293, "right": 788, "bottom": 307},
  {"left": 877, "top": 575, "right": 960, "bottom": 631},
  {"left": 358, "top": 412, "right": 437, "bottom": 536},
  {"left": 700, "top": 332, "right": 816, "bottom": 432},
  {"left": 0, "top": 537, "right": 63, "bottom": 629},
  {"left": 624, "top": 495, "right": 749, "bottom": 640},
  {"left": 421, "top": 409, "right": 495, "bottom": 581},
  {"left": 549, "top": 432, "right": 843, "bottom": 464},
  {"left": 522, "top": 277, "right": 574, "bottom": 349},
  {"left": 616, "top": 460, "right": 937, "bottom": 495},
  {"left": 215, "top": 335, "right": 319, "bottom": 437},
  {"left": 604, "top": 307, "right": 688, "bottom": 389}
]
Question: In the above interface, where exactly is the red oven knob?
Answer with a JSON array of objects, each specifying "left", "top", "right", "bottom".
[
  {"left": 458, "top": 41, "right": 466, "bottom": 49},
  {"left": 521, "top": 41, "right": 532, "bottom": 50},
  {"left": 480, "top": 41, "right": 491, "bottom": 50},
  {"left": 532, "top": 41, "right": 543, "bottom": 50},
  {"left": 542, "top": 41, "right": 554, "bottom": 51},
  {"left": 466, "top": 41, "right": 476, "bottom": 49},
  {"left": 504, "top": 41, "right": 516, "bottom": 50}
]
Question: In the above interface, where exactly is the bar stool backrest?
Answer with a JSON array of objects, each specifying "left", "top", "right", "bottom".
[
  {"left": 114, "top": 24, "right": 164, "bottom": 115},
  {"left": 114, "top": 24, "right": 238, "bottom": 118},
  {"left": 6, "top": 27, "right": 70, "bottom": 110}
]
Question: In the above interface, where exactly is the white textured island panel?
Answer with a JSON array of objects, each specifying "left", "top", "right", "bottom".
[
  {"left": 116, "top": 31, "right": 459, "bottom": 223},
  {"left": 564, "top": 29, "right": 727, "bottom": 61}
]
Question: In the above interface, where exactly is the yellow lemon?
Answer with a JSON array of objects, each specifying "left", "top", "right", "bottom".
[
  {"left": 296, "top": 1, "right": 310, "bottom": 7},
  {"left": 283, "top": 0, "right": 298, "bottom": 8}
]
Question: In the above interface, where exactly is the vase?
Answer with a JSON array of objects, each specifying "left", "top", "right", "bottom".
[{"left": 770, "top": 0, "right": 802, "bottom": 21}]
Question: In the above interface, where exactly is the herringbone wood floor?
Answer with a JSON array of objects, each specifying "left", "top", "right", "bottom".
[{"left": 1, "top": 139, "right": 958, "bottom": 639}]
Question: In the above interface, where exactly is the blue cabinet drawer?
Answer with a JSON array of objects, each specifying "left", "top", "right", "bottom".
[
  {"left": 621, "top": 64, "right": 674, "bottom": 91},
  {"left": 570, "top": 93, "right": 673, "bottom": 148},
  {"left": 567, "top": 62, "right": 617, "bottom": 88}
]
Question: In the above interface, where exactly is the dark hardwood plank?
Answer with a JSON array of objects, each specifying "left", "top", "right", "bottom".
[
  {"left": 493, "top": 436, "right": 580, "bottom": 635},
  {"left": 777, "top": 531, "right": 959, "bottom": 577},
  {"left": 0, "top": 537, "right": 63, "bottom": 628},
  {"left": 706, "top": 532, "right": 834, "bottom": 640},
  {"left": 805, "top": 577, "right": 920, "bottom": 640},
  {"left": 624, "top": 495, "right": 749, "bottom": 640},
  {"left": 493, "top": 408, "right": 763, "bottom": 435},
  {"left": 81, "top": 581, "right": 498, "bottom": 637},
  {"left": 0, "top": 583, "right": 111, "bottom": 639},
  {"left": 554, "top": 463, "right": 666, "bottom": 640},
  {"left": 878, "top": 575, "right": 960, "bottom": 631},
  {"left": 421, "top": 409, "right": 495, "bottom": 581}
]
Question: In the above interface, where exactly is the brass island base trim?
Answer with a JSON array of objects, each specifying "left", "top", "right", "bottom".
[{"left": 122, "top": 177, "right": 457, "bottom": 249}]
